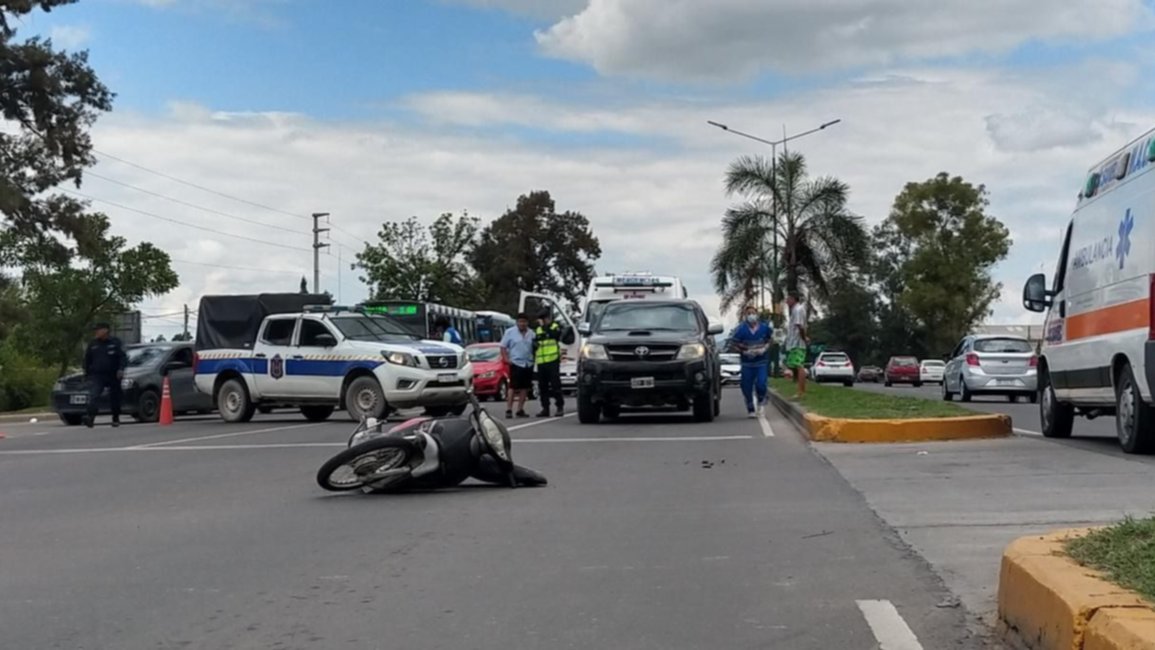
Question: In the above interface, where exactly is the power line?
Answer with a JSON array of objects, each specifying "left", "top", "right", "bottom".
[
  {"left": 93, "top": 149, "right": 313, "bottom": 222},
  {"left": 170, "top": 258, "right": 304, "bottom": 276},
  {"left": 61, "top": 188, "right": 314, "bottom": 253},
  {"left": 85, "top": 171, "right": 309, "bottom": 235}
]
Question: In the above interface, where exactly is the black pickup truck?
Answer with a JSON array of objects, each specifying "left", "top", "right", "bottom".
[{"left": 575, "top": 299, "right": 723, "bottom": 424}]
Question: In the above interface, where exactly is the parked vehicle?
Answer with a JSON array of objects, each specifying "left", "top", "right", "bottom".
[
  {"left": 811, "top": 352, "right": 855, "bottom": 386},
  {"left": 53, "top": 342, "right": 214, "bottom": 425},
  {"left": 316, "top": 389, "right": 546, "bottom": 493},
  {"left": 857, "top": 365, "right": 883, "bottom": 383},
  {"left": 719, "top": 353, "right": 741, "bottom": 385},
  {"left": 920, "top": 359, "right": 946, "bottom": 385},
  {"left": 465, "top": 343, "right": 508, "bottom": 402},
  {"left": 941, "top": 335, "right": 1037, "bottom": 403},
  {"left": 885, "top": 356, "right": 922, "bottom": 387},
  {"left": 576, "top": 299, "right": 723, "bottom": 424},
  {"left": 193, "top": 294, "right": 472, "bottom": 424}
]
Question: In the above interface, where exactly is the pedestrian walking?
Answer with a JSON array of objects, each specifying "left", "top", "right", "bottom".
[
  {"left": 434, "top": 316, "right": 463, "bottom": 345},
  {"left": 534, "top": 309, "right": 565, "bottom": 417},
  {"left": 729, "top": 305, "right": 773, "bottom": 418},
  {"left": 784, "top": 293, "right": 810, "bottom": 398},
  {"left": 500, "top": 313, "right": 535, "bottom": 419},
  {"left": 83, "top": 321, "right": 127, "bottom": 428}
]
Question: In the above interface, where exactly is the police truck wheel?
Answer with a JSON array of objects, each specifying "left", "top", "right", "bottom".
[
  {"left": 301, "top": 405, "right": 334, "bottom": 422},
  {"left": 577, "top": 390, "right": 600, "bottom": 424},
  {"left": 134, "top": 389, "right": 161, "bottom": 423},
  {"left": 1115, "top": 363, "right": 1155, "bottom": 454},
  {"left": 217, "top": 379, "right": 256, "bottom": 423},
  {"left": 345, "top": 377, "right": 387, "bottom": 422}
]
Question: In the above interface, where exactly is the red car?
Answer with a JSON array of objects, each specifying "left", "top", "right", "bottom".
[
  {"left": 885, "top": 356, "right": 922, "bottom": 387},
  {"left": 466, "top": 343, "right": 509, "bottom": 402}
]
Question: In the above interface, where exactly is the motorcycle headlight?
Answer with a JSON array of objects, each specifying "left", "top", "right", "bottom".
[
  {"left": 382, "top": 350, "right": 417, "bottom": 367},
  {"left": 121, "top": 378, "right": 135, "bottom": 390},
  {"left": 581, "top": 343, "right": 607, "bottom": 360},
  {"left": 478, "top": 411, "right": 511, "bottom": 462},
  {"left": 676, "top": 343, "right": 705, "bottom": 360}
]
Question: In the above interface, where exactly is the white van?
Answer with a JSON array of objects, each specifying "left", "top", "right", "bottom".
[
  {"left": 581, "top": 273, "right": 687, "bottom": 326},
  {"left": 1023, "top": 128, "right": 1155, "bottom": 453}
]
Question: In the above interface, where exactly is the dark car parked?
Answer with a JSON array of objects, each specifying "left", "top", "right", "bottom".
[
  {"left": 575, "top": 299, "right": 724, "bottom": 424},
  {"left": 857, "top": 365, "right": 883, "bottom": 383},
  {"left": 52, "top": 343, "right": 214, "bottom": 425}
]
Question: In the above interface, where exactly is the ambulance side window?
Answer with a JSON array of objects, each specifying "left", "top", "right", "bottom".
[{"left": 1052, "top": 222, "right": 1074, "bottom": 293}]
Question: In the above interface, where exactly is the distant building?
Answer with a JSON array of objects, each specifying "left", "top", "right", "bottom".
[{"left": 972, "top": 324, "right": 1043, "bottom": 347}]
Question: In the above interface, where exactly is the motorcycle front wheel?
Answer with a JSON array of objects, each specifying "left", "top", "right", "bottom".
[{"left": 316, "top": 438, "right": 417, "bottom": 492}]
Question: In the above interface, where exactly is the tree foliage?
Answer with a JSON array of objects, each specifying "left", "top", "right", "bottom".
[
  {"left": 873, "top": 173, "right": 1011, "bottom": 356},
  {"left": 807, "top": 272, "right": 880, "bottom": 367},
  {"left": 712, "top": 152, "right": 869, "bottom": 313},
  {"left": 469, "top": 191, "right": 601, "bottom": 312},
  {"left": 357, "top": 212, "right": 484, "bottom": 308}
]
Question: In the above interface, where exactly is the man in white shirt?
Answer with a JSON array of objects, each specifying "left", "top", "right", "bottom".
[{"left": 784, "top": 293, "right": 810, "bottom": 398}]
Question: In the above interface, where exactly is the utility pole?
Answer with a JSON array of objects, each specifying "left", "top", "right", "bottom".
[
  {"left": 182, "top": 304, "right": 190, "bottom": 340},
  {"left": 312, "top": 212, "right": 331, "bottom": 294}
]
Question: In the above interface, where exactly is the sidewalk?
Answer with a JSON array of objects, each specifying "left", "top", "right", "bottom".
[{"left": 811, "top": 434, "right": 1155, "bottom": 625}]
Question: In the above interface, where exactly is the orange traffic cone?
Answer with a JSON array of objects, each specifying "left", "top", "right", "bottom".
[{"left": 159, "top": 376, "right": 175, "bottom": 426}]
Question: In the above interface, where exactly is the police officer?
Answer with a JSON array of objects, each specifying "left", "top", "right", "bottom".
[
  {"left": 534, "top": 309, "right": 564, "bottom": 417},
  {"left": 83, "top": 322, "right": 127, "bottom": 428}
]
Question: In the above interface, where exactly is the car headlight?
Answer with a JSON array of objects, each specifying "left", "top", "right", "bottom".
[
  {"left": 480, "top": 370, "right": 496, "bottom": 379},
  {"left": 580, "top": 343, "right": 607, "bottom": 360},
  {"left": 382, "top": 350, "right": 417, "bottom": 367},
  {"left": 121, "top": 378, "right": 135, "bottom": 390},
  {"left": 676, "top": 343, "right": 705, "bottom": 360},
  {"left": 53, "top": 381, "right": 65, "bottom": 391}
]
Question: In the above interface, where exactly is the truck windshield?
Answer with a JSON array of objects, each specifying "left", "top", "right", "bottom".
[
  {"left": 331, "top": 315, "right": 419, "bottom": 342},
  {"left": 596, "top": 303, "right": 698, "bottom": 333}
]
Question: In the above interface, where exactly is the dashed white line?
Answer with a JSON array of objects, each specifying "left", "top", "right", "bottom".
[
  {"left": 518, "top": 435, "right": 753, "bottom": 443},
  {"left": 1014, "top": 427, "right": 1042, "bottom": 437},
  {"left": 856, "top": 599, "right": 924, "bottom": 650},
  {"left": 506, "top": 413, "right": 576, "bottom": 431},
  {"left": 758, "top": 413, "right": 775, "bottom": 437}
]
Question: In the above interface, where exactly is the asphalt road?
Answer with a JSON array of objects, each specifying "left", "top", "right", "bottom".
[{"left": 0, "top": 398, "right": 995, "bottom": 650}]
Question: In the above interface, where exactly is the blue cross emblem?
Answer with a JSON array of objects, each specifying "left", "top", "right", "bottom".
[{"left": 1117, "top": 208, "right": 1134, "bottom": 270}]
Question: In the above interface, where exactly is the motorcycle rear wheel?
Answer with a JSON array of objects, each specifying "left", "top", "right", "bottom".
[{"left": 316, "top": 437, "right": 417, "bottom": 492}]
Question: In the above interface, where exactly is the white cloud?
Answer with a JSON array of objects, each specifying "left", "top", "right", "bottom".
[
  {"left": 83, "top": 60, "right": 1153, "bottom": 339},
  {"left": 534, "top": 0, "right": 1154, "bottom": 80},
  {"left": 48, "top": 24, "right": 91, "bottom": 49}
]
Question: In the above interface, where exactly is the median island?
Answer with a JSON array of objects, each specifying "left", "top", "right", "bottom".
[{"left": 767, "top": 378, "right": 1011, "bottom": 443}]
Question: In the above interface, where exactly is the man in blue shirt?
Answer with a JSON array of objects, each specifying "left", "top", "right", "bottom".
[
  {"left": 500, "top": 312, "right": 535, "bottom": 419},
  {"left": 435, "top": 316, "right": 464, "bottom": 345},
  {"left": 729, "top": 305, "right": 774, "bottom": 418}
]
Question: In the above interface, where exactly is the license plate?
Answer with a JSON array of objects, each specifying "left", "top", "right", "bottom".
[
  {"left": 438, "top": 373, "right": 456, "bottom": 383},
  {"left": 70, "top": 394, "right": 88, "bottom": 405},
  {"left": 631, "top": 377, "right": 655, "bottom": 389}
]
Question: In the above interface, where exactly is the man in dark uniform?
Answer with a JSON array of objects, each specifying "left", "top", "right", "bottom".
[
  {"left": 83, "top": 322, "right": 127, "bottom": 428},
  {"left": 534, "top": 309, "right": 565, "bottom": 418}
]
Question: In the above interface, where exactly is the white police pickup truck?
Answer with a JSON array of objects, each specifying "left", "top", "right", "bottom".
[{"left": 193, "top": 297, "right": 472, "bottom": 423}]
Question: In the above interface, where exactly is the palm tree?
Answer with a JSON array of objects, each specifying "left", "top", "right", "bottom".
[{"left": 711, "top": 151, "right": 869, "bottom": 311}]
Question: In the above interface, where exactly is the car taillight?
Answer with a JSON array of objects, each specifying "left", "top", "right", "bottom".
[
  {"left": 1029, "top": 355, "right": 1038, "bottom": 368},
  {"left": 966, "top": 353, "right": 980, "bottom": 366}
]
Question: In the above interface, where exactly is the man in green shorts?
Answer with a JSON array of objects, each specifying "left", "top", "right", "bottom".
[{"left": 784, "top": 293, "right": 809, "bottom": 398}]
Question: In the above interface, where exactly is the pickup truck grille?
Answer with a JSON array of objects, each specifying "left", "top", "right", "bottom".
[
  {"left": 607, "top": 345, "right": 679, "bottom": 360},
  {"left": 425, "top": 354, "right": 459, "bottom": 369}
]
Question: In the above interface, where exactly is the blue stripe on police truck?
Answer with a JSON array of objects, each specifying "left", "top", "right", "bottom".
[
  {"left": 284, "top": 359, "right": 384, "bottom": 376},
  {"left": 196, "top": 358, "right": 269, "bottom": 375}
]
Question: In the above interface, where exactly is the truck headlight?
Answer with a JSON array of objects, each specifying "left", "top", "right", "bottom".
[
  {"left": 581, "top": 343, "right": 607, "bottom": 360},
  {"left": 121, "top": 378, "right": 135, "bottom": 390},
  {"left": 676, "top": 343, "right": 705, "bottom": 360},
  {"left": 382, "top": 350, "right": 417, "bottom": 367}
]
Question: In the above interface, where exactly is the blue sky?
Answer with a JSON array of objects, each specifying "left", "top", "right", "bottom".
[{"left": 16, "top": 0, "right": 1155, "bottom": 336}]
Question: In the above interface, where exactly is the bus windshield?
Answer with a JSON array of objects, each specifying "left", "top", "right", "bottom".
[{"left": 331, "top": 315, "right": 419, "bottom": 342}]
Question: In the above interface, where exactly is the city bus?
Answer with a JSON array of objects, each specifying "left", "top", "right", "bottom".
[
  {"left": 475, "top": 310, "right": 516, "bottom": 343},
  {"left": 358, "top": 301, "right": 478, "bottom": 342}
]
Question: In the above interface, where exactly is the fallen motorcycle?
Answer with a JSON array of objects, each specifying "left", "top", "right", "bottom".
[{"left": 316, "top": 390, "right": 547, "bottom": 493}]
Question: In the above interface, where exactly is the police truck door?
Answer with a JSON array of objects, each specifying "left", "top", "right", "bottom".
[{"left": 252, "top": 316, "right": 297, "bottom": 398}]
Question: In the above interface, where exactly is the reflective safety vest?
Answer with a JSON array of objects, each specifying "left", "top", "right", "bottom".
[{"left": 535, "top": 322, "right": 562, "bottom": 364}]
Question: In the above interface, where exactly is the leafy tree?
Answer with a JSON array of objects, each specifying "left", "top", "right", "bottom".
[
  {"left": 469, "top": 191, "right": 601, "bottom": 313},
  {"left": 5, "top": 213, "right": 179, "bottom": 374},
  {"left": 807, "top": 272, "right": 880, "bottom": 367},
  {"left": 713, "top": 152, "right": 869, "bottom": 315},
  {"left": 357, "top": 212, "right": 483, "bottom": 307},
  {"left": 873, "top": 173, "right": 1011, "bottom": 356},
  {"left": 1, "top": 0, "right": 115, "bottom": 259},
  {"left": 0, "top": 271, "right": 26, "bottom": 342}
]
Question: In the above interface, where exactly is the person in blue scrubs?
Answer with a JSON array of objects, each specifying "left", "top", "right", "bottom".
[{"left": 729, "top": 305, "right": 774, "bottom": 418}]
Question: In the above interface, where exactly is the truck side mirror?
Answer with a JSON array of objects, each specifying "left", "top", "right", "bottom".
[
  {"left": 577, "top": 322, "right": 591, "bottom": 336},
  {"left": 1022, "top": 273, "right": 1051, "bottom": 312},
  {"left": 315, "top": 333, "right": 337, "bottom": 347}
]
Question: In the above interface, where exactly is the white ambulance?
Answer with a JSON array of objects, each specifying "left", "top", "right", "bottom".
[{"left": 1023, "top": 128, "right": 1155, "bottom": 453}]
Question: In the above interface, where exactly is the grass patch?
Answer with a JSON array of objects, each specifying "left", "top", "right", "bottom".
[
  {"left": 769, "top": 378, "right": 975, "bottom": 419},
  {"left": 1066, "top": 517, "right": 1155, "bottom": 603}
]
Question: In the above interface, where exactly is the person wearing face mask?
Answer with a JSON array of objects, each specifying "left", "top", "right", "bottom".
[{"left": 728, "top": 304, "right": 773, "bottom": 418}]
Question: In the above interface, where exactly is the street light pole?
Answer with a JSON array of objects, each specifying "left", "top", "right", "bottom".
[{"left": 707, "top": 118, "right": 841, "bottom": 314}]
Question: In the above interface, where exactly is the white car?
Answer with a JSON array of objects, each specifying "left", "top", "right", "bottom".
[
  {"left": 919, "top": 359, "right": 945, "bottom": 384},
  {"left": 719, "top": 353, "right": 741, "bottom": 385},
  {"left": 811, "top": 352, "right": 855, "bottom": 386}
]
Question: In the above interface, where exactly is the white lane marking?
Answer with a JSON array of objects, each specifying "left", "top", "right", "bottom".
[
  {"left": 506, "top": 413, "right": 576, "bottom": 431},
  {"left": 856, "top": 600, "right": 924, "bottom": 650},
  {"left": 129, "top": 423, "right": 320, "bottom": 448},
  {"left": 759, "top": 413, "right": 775, "bottom": 437},
  {"left": 519, "top": 435, "right": 752, "bottom": 443},
  {"left": 1014, "top": 427, "right": 1042, "bottom": 437}
]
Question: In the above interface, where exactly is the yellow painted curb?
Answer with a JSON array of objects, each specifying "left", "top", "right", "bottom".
[
  {"left": 803, "top": 412, "right": 1011, "bottom": 443},
  {"left": 998, "top": 529, "right": 1155, "bottom": 649}
]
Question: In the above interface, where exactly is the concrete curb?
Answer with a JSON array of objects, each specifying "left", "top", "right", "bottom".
[
  {"left": 767, "top": 389, "right": 1011, "bottom": 443},
  {"left": 999, "top": 529, "right": 1155, "bottom": 649}
]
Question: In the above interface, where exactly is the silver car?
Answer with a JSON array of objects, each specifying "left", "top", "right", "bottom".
[{"left": 942, "top": 335, "right": 1038, "bottom": 403}]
